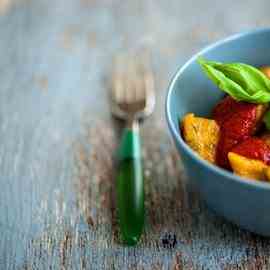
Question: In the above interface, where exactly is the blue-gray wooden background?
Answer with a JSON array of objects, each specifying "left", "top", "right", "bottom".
[{"left": 1, "top": 0, "right": 270, "bottom": 269}]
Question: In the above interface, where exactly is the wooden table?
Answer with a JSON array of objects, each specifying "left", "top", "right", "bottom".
[{"left": 1, "top": 0, "right": 270, "bottom": 269}]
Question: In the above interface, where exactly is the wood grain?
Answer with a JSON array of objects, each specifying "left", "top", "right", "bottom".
[{"left": 1, "top": 0, "right": 270, "bottom": 269}]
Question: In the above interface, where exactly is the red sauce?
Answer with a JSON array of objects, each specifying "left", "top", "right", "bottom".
[
  {"left": 213, "top": 96, "right": 258, "bottom": 168},
  {"left": 231, "top": 137, "right": 270, "bottom": 165}
]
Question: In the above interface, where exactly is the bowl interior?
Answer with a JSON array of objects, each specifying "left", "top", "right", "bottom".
[{"left": 168, "top": 29, "right": 270, "bottom": 133}]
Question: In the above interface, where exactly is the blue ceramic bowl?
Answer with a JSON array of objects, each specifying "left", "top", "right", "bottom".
[{"left": 166, "top": 28, "right": 270, "bottom": 236}]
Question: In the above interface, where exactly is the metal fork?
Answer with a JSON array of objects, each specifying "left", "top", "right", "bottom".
[{"left": 110, "top": 53, "right": 155, "bottom": 245}]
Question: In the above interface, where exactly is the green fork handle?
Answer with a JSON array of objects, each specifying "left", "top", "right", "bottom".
[{"left": 116, "top": 125, "right": 144, "bottom": 246}]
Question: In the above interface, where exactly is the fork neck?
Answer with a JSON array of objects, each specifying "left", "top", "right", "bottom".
[{"left": 126, "top": 117, "right": 139, "bottom": 132}]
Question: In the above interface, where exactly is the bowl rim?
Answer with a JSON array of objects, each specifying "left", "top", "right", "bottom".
[{"left": 166, "top": 27, "right": 270, "bottom": 190}]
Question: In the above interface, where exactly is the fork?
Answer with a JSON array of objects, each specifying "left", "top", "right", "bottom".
[{"left": 111, "top": 54, "right": 155, "bottom": 245}]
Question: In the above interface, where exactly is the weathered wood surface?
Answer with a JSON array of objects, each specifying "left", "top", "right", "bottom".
[{"left": 1, "top": 0, "right": 270, "bottom": 269}]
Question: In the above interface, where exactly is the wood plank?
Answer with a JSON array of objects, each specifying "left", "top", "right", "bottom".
[{"left": 1, "top": 0, "right": 270, "bottom": 269}]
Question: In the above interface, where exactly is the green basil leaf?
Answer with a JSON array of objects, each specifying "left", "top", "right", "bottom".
[{"left": 197, "top": 57, "right": 270, "bottom": 103}]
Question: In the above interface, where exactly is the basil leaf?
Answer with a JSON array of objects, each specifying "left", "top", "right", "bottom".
[
  {"left": 198, "top": 57, "right": 270, "bottom": 103},
  {"left": 263, "top": 110, "right": 270, "bottom": 130}
]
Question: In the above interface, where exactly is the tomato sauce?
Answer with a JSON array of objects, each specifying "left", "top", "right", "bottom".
[
  {"left": 213, "top": 96, "right": 258, "bottom": 168},
  {"left": 231, "top": 137, "right": 270, "bottom": 164}
]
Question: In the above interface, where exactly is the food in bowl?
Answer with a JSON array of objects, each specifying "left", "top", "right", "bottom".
[{"left": 181, "top": 57, "right": 270, "bottom": 182}]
